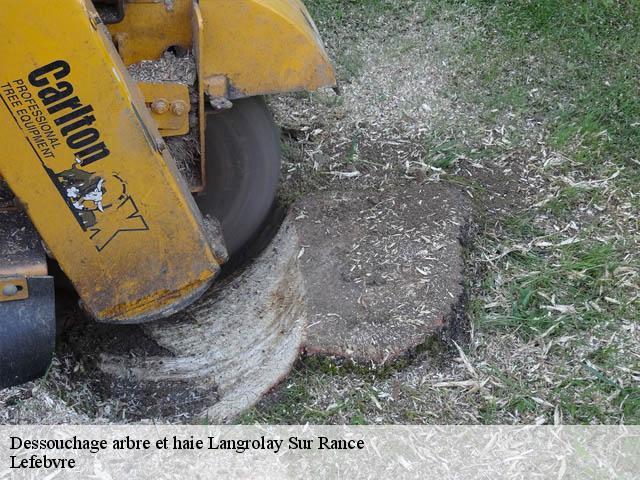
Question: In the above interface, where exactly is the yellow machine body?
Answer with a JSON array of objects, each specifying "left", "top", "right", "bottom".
[
  {"left": 108, "top": 0, "right": 336, "bottom": 98},
  {"left": 0, "top": 1, "right": 220, "bottom": 323},
  {"left": 0, "top": 0, "right": 335, "bottom": 324}
]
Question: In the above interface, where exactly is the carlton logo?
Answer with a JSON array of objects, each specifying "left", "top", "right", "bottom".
[
  {"left": 21, "top": 60, "right": 149, "bottom": 251},
  {"left": 28, "top": 60, "right": 110, "bottom": 166}
]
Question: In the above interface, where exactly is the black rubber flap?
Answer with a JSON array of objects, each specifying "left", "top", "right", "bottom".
[{"left": 0, "top": 277, "right": 55, "bottom": 389}]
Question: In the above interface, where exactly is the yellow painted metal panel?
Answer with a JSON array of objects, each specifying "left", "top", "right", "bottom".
[
  {"left": 198, "top": 0, "right": 336, "bottom": 98},
  {"left": 106, "top": 0, "right": 335, "bottom": 98},
  {"left": 0, "top": 0, "right": 220, "bottom": 323},
  {"left": 108, "top": 0, "right": 193, "bottom": 66},
  {"left": 138, "top": 82, "right": 191, "bottom": 136}
]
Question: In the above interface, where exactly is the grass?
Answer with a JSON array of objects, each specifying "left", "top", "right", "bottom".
[
  {"left": 453, "top": 1, "right": 640, "bottom": 423},
  {"left": 306, "top": 0, "right": 424, "bottom": 20},
  {"left": 464, "top": 0, "right": 640, "bottom": 166},
  {"left": 481, "top": 239, "right": 629, "bottom": 337},
  {"left": 250, "top": 0, "right": 640, "bottom": 426},
  {"left": 239, "top": 366, "right": 382, "bottom": 425}
]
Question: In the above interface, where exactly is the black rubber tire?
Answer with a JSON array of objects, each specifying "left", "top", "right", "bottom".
[{"left": 195, "top": 97, "right": 281, "bottom": 257}]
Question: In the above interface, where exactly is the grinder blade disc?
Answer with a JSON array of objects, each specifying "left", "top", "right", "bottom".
[{"left": 195, "top": 97, "right": 281, "bottom": 257}]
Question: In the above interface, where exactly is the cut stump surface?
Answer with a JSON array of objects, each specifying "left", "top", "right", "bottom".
[{"left": 296, "top": 184, "right": 471, "bottom": 363}]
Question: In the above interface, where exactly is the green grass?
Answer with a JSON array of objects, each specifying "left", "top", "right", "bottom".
[
  {"left": 258, "top": 0, "right": 640, "bottom": 425},
  {"left": 451, "top": 2, "right": 640, "bottom": 424},
  {"left": 481, "top": 227, "right": 632, "bottom": 337},
  {"left": 240, "top": 342, "right": 450, "bottom": 424},
  {"left": 423, "top": 137, "right": 470, "bottom": 169},
  {"left": 306, "top": 0, "right": 424, "bottom": 20},
  {"left": 238, "top": 354, "right": 400, "bottom": 425},
  {"left": 463, "top": 0, "right": 640, "bottom": 172}
]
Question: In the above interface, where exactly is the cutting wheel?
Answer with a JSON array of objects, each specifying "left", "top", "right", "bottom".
[{"left": 196, "top": 97, "right": 282, "bottom": 257}]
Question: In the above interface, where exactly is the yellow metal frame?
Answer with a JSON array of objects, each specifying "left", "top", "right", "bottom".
[
  {"left": 0, "top": 0, "right": 334, "bottom": 324},
  {"left": 108, "top": 0, "right": 336, "bottom": 98},
  {"left": 199, "top": 0, "right": 336, "bottom": 98},
  {"left": 138, "top": 82, "right": 191, "bottom": 136},
  {"left": 0, "top": 0, "right": 220, "bottom": 323},
  {"left": 108, "top": 0, "right": 194, "bottom": 66}
]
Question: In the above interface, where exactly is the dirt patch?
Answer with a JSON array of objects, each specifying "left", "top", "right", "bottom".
[
  {"left": 0, "top": 383, "right": 89, "bottom": 425},
  {"left": 100, "top": 376, "right": 219, "bottom": 421}
]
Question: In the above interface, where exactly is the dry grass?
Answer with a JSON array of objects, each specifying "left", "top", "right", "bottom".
[{"left": 242, "top": 0, "right": 640, "bottom": 425}]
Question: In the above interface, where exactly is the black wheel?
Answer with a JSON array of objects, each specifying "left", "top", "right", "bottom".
[{"left": 195, "top": 97, "right": 281, "bottom": 257}]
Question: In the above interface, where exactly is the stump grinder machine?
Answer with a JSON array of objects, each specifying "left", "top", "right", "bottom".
[{"left": 0, "top": 0, "right": 335, "bottom": 388}]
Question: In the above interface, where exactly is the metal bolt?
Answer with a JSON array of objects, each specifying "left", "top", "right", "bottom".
[
  {"left": 2, "top": 284, "right": 18, "bottom": 297},
  {"left": 151, "top": 99, "right": 169, "bottom": 114},
  {"left": 170, "top": 100, "right": 187, "bottom": 116}
]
